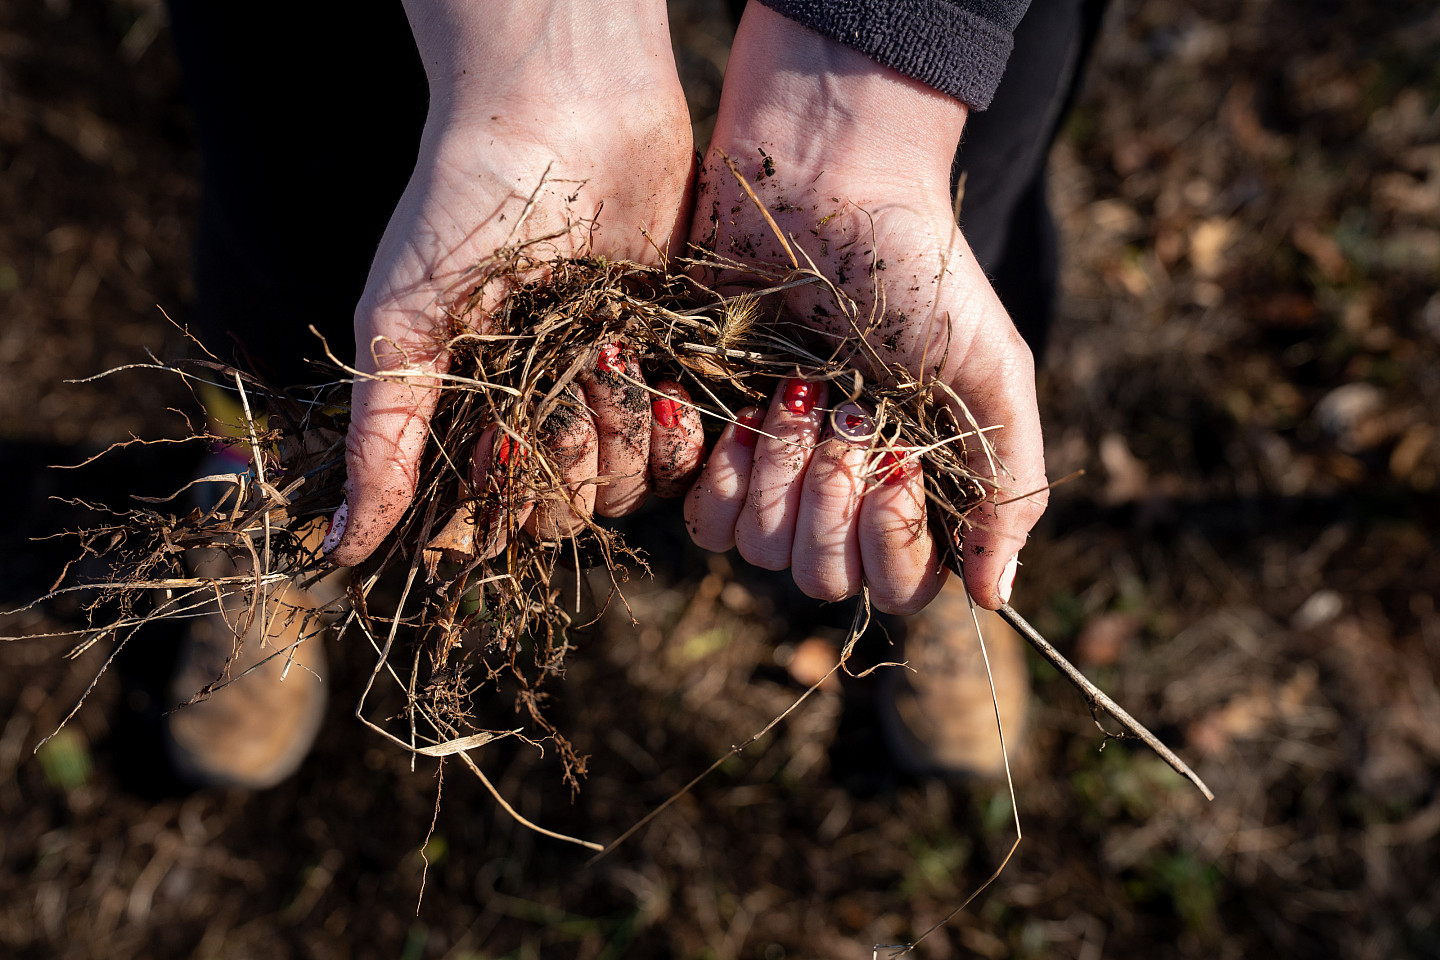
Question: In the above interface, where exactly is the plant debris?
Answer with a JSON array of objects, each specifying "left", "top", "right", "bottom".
[{"left": 23, "top": 203, "right": 1011, "bottom": 795}]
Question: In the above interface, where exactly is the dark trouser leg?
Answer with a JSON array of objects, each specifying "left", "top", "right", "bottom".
[
  {"left": 165, "top": 0, "right": 428, "bottom": 390},
  {"left": 954, "top": 0, "right": 1109, "bottom": 362},
  {"left": 877, "top": 0, "right": 1109, "bottom": 783},
  {"left": 160, "top": 3, "right": 420, "bottom": 788}
]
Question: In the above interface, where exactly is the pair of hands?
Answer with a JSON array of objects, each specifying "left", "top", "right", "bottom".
[{"left": 323, "top": 1, "right": 1048, "bottom": 614}]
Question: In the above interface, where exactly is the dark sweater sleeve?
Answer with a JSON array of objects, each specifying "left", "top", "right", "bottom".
[{"left": 755, "top": 0, "right": 1032, "bottom": 110}]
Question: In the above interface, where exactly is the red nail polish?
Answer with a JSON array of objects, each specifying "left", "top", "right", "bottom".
[
  {"left": 653, "top": 397, "right": 682, "bottom": 428},
  {"left": 782, "top": 379, "right": 817, "bottom": 416},
  {"left": 596, "top": 342, "right": 625, "bottom": 374},
  {"left": 321, "top": 500, "right": 348, "bottom": 554},
  {"left": 495, "top": 433, "right": 527, "bottom": 467},
  {"left": 844, "top": 413, "right": 866, "bottom": 429},
  {"left": 736, "top": 413, "right": 763, "bottom": 447},
  {"left": 878, "top": 451, "right": 909, "bottom": 485}
]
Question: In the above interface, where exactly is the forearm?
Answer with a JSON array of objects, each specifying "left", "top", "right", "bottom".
[
  {"left": 716, "top": 5, "right": 967, "bottom": 190},
  {"left": 755, "top": 0, "right": 1029, "bottom": 109},
  {"left": 401, "top": 0, "right": 677, "bottom": 120}
]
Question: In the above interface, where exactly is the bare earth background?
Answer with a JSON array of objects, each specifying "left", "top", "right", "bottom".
[{"left": 2, "top": 0, "right": 1439, "bottom": 957}]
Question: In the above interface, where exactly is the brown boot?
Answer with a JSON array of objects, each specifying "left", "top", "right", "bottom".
[
  {"left": 165, "top": 521, "right": 346, "bottom": 789},
  {"left": 877, "top": 576, "right": 1030, "bottom": 780}
]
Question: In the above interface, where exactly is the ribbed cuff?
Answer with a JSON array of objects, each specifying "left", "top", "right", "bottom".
[{"left": 757, "top": 0, "right": 1020, "bottom": 110}]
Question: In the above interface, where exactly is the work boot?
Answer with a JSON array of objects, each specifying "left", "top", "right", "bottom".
[
  {"left": 165, "top": 457, "right": 346, "bottom": 789},
  {"left": 877, "top": 576, "right": 1030, "bottom": 779}
]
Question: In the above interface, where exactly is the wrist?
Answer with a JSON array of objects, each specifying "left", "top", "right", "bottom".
[
  {"left": 403, "top": 0, "right": 679, "bottom": 123},
  {"left": 712, "top": 5, "right": 967, "bottom": 189}
]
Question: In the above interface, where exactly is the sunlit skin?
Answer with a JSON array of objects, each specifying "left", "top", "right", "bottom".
[
  {"left": 327, "top": 0, "right": 1048, "bottom": 611},
  {"left": 325, "top": 0, "right": 694, "bottom": 566},
  {"left": 690, "top": 6, "right": 1048, "bottom": 609}
]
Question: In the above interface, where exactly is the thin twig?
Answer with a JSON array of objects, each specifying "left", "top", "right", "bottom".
[{"left": 997, "top": 603, "right": 1216, "bottom": 801}]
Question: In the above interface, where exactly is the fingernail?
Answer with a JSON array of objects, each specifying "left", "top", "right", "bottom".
[
  {"left": 321, "top": 499, "right": 348, "bottom": 554},
  {"left": 596, "top": 342, "right": 625, "bottom": 374},
  {"left": 736, "top": 412, "right": 763, "bottom": 447},
  {"left": 878, "top": 451, "right": 909, "bottom": 485},
  {"left": 999, "top": 553, "right": 1019, "bottom": 604},
  {"left": 782, "top": 379, "right": 818, "bottom": 416},
  {"left": 653, "top": 396, "right": 682, "bottom": 428},
  {"left": 494, "top": 433, "right": 528, "bottom": 467},
  {"left": 833, "top": 402, "right": 873, "bottom": 443}
]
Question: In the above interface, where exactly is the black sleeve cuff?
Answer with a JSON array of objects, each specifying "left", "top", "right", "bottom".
[{"left": 756, "top": 0, "right": 1029, "bottom": 110}]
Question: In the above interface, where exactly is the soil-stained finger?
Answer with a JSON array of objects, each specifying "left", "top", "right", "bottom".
[
  {"left": 329, "top": 371, "right": 441, "bottom": 566},
  {"left": 735, "top": 378, "right": 828, "bottom": 571},
  {"left": 524, "top": 400, "right": 599, "bottom": 540},
  {"left": 469, "top": 425, "right": 535, "bottom": 560},
  {"left": 648, "top": 381, "right": 704, "bottom": 498},
  {"left": 579, "top": 343, "right": 652, "bottom": 517},
  {"left": 791, "top": 402, "right": 872, "bottom": 602},
  {"left": 684, "top": 406, "right": 764, "bottom": 551},
  {"left": 858, "top": 448, "right": 948, "bottom": 615}
]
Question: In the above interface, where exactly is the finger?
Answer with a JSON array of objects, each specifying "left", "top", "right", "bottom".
[
  {"left": 790, "top": 402, "right": 872, "bottom": 602},
  {"left": 943, "top": 326, "right": 1048, "bottom": 609},
  {"left": 327, "top": 335, "right": 445, "bottom": 567},
  {"left": 858, "top": 446, "right": 948, "bottom": 616},
  {"left": 734, "top": 377, "right": 828, "bottom": 570},
  {"left": 579, "top": 343, "right": 652, "bottom": 516},
  {"left": 648, "top": 381, "right": 704, "bottom": 498},
  {"left": 525, "top": 400, "right": 599, "bottom": 540},
  {"left": 469, "top": 425, "right": 535, "bottom": 560},
  {"left": 684, "top": 406, "right": 764, "bottom": 551}
]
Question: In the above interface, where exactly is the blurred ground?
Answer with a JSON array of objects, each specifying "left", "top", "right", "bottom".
[{"left": 2, "top": 0, "right": 1439, "bottom": 958}]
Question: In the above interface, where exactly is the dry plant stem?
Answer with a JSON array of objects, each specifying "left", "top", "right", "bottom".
[
  {"left": 417, "top": 761, "right": 444, "bottom": 913},
  {"left": 715, "top": 149, "right": 797, "bottom": 270},
  {"left": 30, "top": 190, "right": 1197, "bottom": 901},
  {"left": 455, "top": 751, "right": 604, "bottom": 853},
  {"left": 997, "top": 603, "right": 1216, "bottom": 802},
  {"left": 994, "top": 467, "right": 1086, "bottom": 507},
  {"left": 586, "top": 655, "right": 848, "bottom": 867},
  {"left": 590, "top": 600, "right": 908, "bottom": 865},
  {"left": 346, "top": 578, "right": 603, "bottom": 851},
  {"left": 879, "top": 593, "right": 1024, "bottom": 957}
]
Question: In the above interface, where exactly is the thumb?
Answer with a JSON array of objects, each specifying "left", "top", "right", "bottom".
[
  {"left": 323, "top": 162, "right": 467, "bottom": 567},
  {"left": 943, "top": 319, "right": 1048, "bottom": 610},
  {"left": 324, "top": 363, "right": 445, "bottom": 567}
]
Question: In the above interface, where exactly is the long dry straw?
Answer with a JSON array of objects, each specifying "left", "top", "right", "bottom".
[{"left": 19, "top": 186, "right": 1210, "bottom": 882}]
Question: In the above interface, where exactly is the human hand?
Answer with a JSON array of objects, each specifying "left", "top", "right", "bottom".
[
  {"left": 325, "top": 0, "right": 698, "bottom": 565},
  {"left": 685, "top": 6, "right": 1048, "bottom": 610},
  {"left": 463, "top": 370, "right": 705, "bottom": 554},
  {"left": 684, "top": 379, "right": 946, "bottom": 616}
]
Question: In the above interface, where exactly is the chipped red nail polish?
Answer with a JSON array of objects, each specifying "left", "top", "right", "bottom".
[
  {"left": 494, "top": 433, "right": 528, "bottom": 467},
  {"left": 999, "top": 553, "right": 1019, "bottom": 604},
  {"left": 844, "top": 413, "right": 866, "bottom": 429},
  {"left": 783, "top": 379, "right": 818, "bottom": 416},
  {"left": 596, "top": 342, "right": 625, "bottom": 374},
  {"left": 878, "top": 451, "right": 909, "bottom": 485},
  {"left": 653, "top": 397, "right": 682, "bottom": 428},
  {"left": 736, "top": 413, "right": 763, "bottom": 447}
]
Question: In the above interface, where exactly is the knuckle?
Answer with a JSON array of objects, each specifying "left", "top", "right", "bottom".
[
  {"left": 690, "top": 528, "right": 730, "bottom": 552},
  {"left": 872, "top": 593, "right": 919, "bottom": 617},
  {"left": 805, "top": 485, "right": 862, "bottom": 517},
  {"left": 735, "top": 534, "right": 790, "bottom": 572},
  {"left": 1007, "top": 489, "right": 1049, "bottom": 529},
  {"left": 866, "top": 575, "right": 922, "bottom": 615},
  {"left": 795, "top": 570, "right": 851, "bottom": 604}
]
